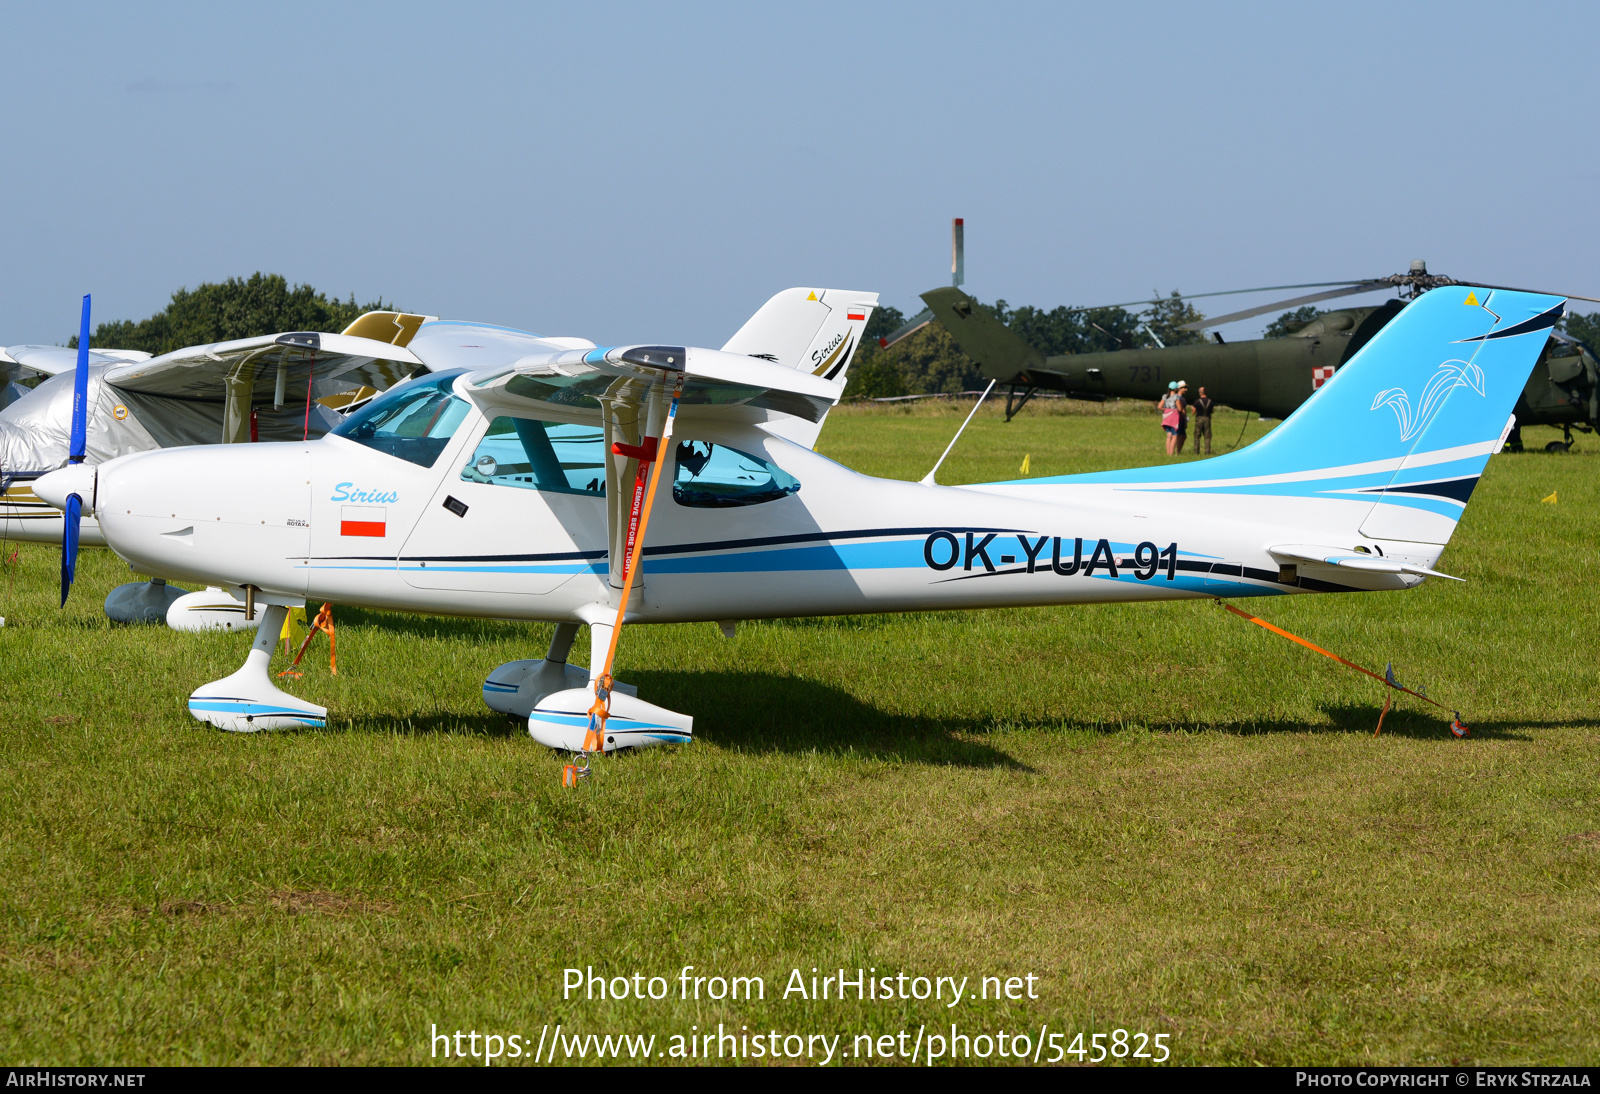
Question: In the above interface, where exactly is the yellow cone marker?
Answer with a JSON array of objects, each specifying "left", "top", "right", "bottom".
[
  {"left": 1019, "top": 453, "right": 1031, "bottom": 474},
  {"left": 1542, "top": 491, "right": 1558, "bottom": 504}
]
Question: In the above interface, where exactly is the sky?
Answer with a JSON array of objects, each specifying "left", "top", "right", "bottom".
[{"left": 3, "top": 1, "right": 1597, "bottom": 348}]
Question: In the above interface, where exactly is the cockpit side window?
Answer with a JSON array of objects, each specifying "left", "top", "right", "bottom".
[
  {"left": 461, "top": 416, "right": 607, "bottom": 496},
  {"left": 673, "top": 440, "right": 799, "bottom": 508},
  {"left": 332, "top": 371, "right": 471, "bottom": 468}
]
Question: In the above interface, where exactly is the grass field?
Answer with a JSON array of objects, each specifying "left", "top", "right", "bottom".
[{"left": 2, "top": 397, "right": 1597, "bottom": 1066}]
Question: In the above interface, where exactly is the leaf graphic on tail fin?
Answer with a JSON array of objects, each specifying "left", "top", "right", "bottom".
[{"left": 1370, "top": 359, "right": 1486, "bottom": 442}]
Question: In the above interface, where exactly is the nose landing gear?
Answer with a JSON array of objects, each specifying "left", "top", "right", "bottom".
[{"left": 187, "top": 602, "right": 328, "bottom": 731}]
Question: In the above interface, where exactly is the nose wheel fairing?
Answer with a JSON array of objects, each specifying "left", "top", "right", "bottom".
[
  {"left": 522, "top": 616, "right": 690, "bottom": 752},
  {"left": 526, "top": 688, "right": 693, "bottom": 752},
  {"left": 186, "top": 604, "right": 327, "bottom": 732}
]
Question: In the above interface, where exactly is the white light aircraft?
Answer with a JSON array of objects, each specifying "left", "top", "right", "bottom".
[{"left": 36, "top": 285, "right": 1559, "bottom": 755}]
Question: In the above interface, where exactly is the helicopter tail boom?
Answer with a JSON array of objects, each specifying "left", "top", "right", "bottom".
[{"left": 916, "top": 286, "right": 1045, "bottom": 381}]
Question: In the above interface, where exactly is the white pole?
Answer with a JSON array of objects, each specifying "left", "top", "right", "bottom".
[{"left": 920, "top": 378, "right": 997, "bottom": 486}]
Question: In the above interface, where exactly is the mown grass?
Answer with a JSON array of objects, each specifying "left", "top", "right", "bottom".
[{"left": 1, "top": 398, "right": 1596, "bottom": 1066}]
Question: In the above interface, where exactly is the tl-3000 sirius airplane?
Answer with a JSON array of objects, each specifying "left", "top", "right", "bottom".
[{"left": 36, "top": 285, "right": 1560, "bottom": 751}]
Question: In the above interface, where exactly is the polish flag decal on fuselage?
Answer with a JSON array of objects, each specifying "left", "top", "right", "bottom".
[{"left": 341, "top": 505, "right": 387, "bottom": 537}]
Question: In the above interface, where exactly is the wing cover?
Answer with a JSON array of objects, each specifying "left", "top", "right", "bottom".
[
  {"left": 102, "top": 332, "right": 423, "bottom": 402},
  {"left": 4, "top": 345, "right": 153, "bottom": 378}
]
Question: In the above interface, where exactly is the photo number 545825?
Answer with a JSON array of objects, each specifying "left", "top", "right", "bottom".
[{"left": 1051, "top": 1029, "right": 1170, "bottom": 1063}]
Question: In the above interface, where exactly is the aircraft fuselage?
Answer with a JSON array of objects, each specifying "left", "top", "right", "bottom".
[{"left": 91, "top": 403, "right": 1424, "bottom": 628}]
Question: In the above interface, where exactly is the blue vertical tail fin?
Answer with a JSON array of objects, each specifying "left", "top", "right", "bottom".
[{"left": 1028, "top": 286, "right": 1563, "bottom": 546}]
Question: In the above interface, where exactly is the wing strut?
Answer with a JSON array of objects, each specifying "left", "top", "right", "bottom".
[{"left": 564, "top": 369, "right": 686, "bottom": 787}]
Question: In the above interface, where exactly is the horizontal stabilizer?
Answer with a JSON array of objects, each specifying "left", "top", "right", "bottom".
[{"left": 1269, "top": 544, "right": 1465, "bottom": 582}]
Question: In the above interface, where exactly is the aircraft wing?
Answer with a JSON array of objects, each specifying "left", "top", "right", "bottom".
[
  {"left": 462, "top": 344, "right": 844, "bottom": 424},
  {"left": 102, "top": 332, "right": 425, "bottom": 403},
  {"left": 4, "top": 345, "right": 153, "bottom": 378},
  {"left": 407, "top": 319, "right": 596, "bottom": 373}
]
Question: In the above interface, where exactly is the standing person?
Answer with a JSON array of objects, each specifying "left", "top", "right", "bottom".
[
  {"left": 1192, "top": 386, "right": 1215, "bottom": 455},
  {"left": 1173, "top": 381, "right": 1190, "bottom": 455},
  {"left": 1159, "top": 381, "right": 1181, "bottom": 455}
]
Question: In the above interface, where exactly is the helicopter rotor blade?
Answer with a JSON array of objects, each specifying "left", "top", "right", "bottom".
[
  {"left": 1177, "top": 282, "right": 1394, "bottom": 331},
  {"left": 1078, "top": 281, "right": 1371, "bottom": 313}
]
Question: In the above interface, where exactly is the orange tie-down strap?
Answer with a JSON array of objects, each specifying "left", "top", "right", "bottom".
[
  {"left": 1220, "top": 602, "right": 1467, "bottom": 737},
  {"left": 278, "top": 602, "right": 336, "bottom": 679}
]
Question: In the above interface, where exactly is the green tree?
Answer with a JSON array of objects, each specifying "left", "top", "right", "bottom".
[
  {"left": 993, "top": 299, "right": 1151, "bottom": 355},
  {"left": 1562, "top": 309, "right": 1600, "bottom": 350},
  {"left": 890, "top": 323, "right": 987, "bottom": 395},
  {"left": 1263, "top": 306, "right": 1327, "bottom": 338},
  {"left": 843, "top": 306, "right": 910, "bottom": 400},
  {"left": 844, "top": 292, "right": 1215, "bottom": 400},
  {"left": 844, "top": 320, "right": 983, "bottom": 400},
  {"left": 1142, "top": 291, "right": 1206, "bottom": 347},
  {"left": 73, "top": 273, "right": 396, "bottom": 355}
]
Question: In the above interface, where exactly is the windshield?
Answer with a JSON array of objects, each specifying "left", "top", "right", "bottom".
[{"left": 332, "top": 371, "right": 471, "bottom": 468}]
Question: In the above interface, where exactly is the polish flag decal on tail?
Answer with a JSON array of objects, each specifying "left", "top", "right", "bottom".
[
  {"left": 847, "top": 312, "right": 866, "bottom": 321},
  {"left": 341, "top": 505, "right": 387, "bottom": 537}
]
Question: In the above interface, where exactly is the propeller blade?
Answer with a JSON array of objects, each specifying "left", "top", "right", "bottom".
[
  {"left": 60, "top": 492, "right": 81, "bottom": 607},
  {"left": 69, "top": 295, "right": 90, "bottom": 463},
  {"left": 1177, "top": 282, "right": 1394, "bottom": 331},
  {"left": 61, "top": 294, "right": 91, "bottom": 606}
]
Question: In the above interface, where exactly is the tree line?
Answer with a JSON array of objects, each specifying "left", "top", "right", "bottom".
[
  {"left": 67, "top": 274, "right": 1600, "bottom": 394},
  {"left": 70, "top": 273, "right": 394, "bottom": 355},
  {"left": 848, "top": 292, "right": 1206, "bottom": 400}
]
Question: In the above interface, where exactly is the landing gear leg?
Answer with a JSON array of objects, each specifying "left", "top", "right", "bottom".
[
  {"left": 1004, "top": 384, "right": 1038, "bottom": 422},
  {"left": 187, "top": 604, "right": 328, "bottom": 731}
]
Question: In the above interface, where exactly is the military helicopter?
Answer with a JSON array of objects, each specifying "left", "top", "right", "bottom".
[{"left": 887, "top": 224, "right": 1600, "bottom": 452}]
